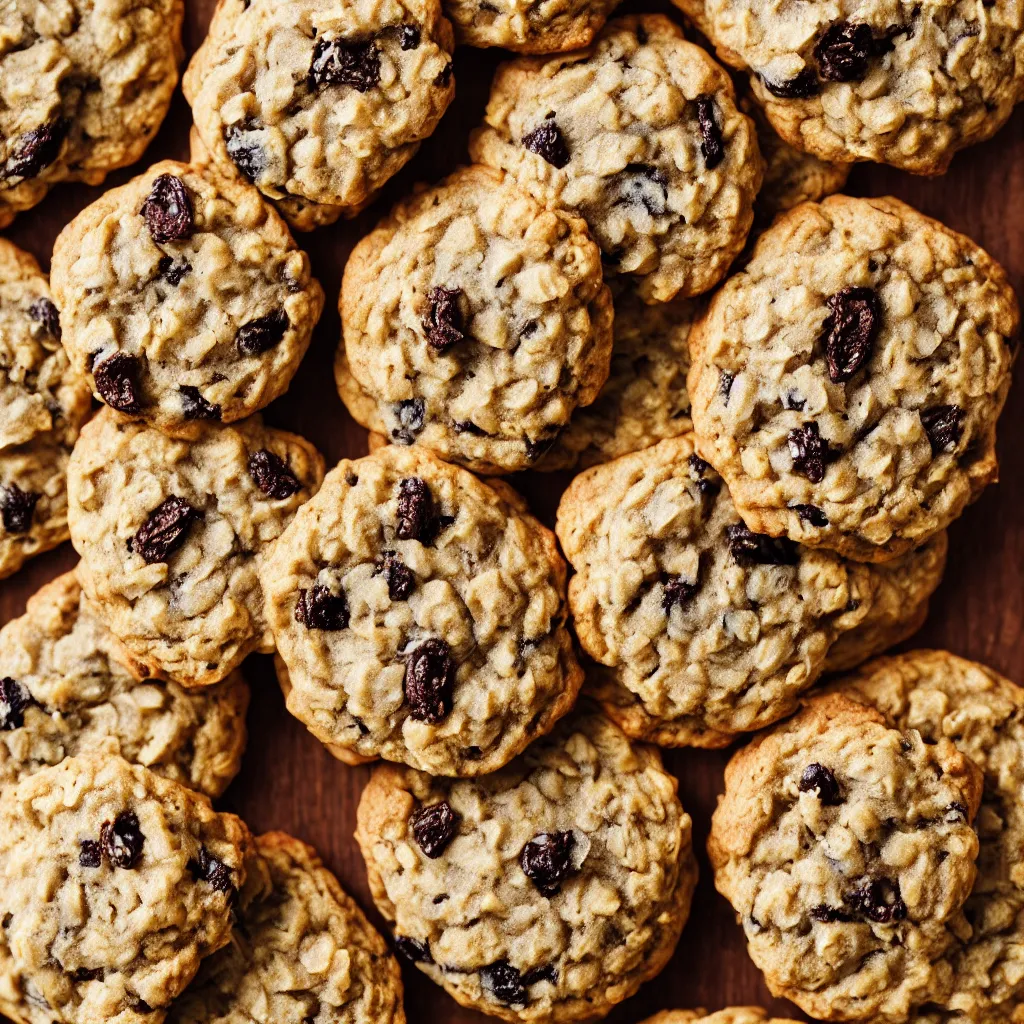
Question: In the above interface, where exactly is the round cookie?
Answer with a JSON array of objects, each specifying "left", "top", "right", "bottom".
[
  {"left": 0, "top": 569, "right": 249, "bottom": 797},
  {"left": 183, "top": 0, "right": 455, "bottom": 231},
  {"left": 355, "top": 706, "right": 697, "bottom": 1023},
  {"left": 641, "top": 1011, "right": 803, "bottom": 1024},
  {"left": 824, "top": 651, "right": 1024, "bottom": 1023},
  {"left": 338, "top": 164, "right": 613, "bottom": 474},
  {"left": 671, "top": 0, "right": 1024, "bottom": 175},
  {"left": 0, "top": 753, "right": 255, "bottom": 1024},
  {"left": 259, "top": 443, "right": 582, "bottom": 776},
  {"left": 469, "top": 14, "right": 763, "bottom": 303},
  {"left": 67, "top": 409, "right": 325, "bottom": 687},
  {"left": 688, "top": 195, "right": 1019, "bottom": 563},
  {"left": 556, "top": 434, "right": 944, "bottom": 748},
  {"left": 709, "top": 693, "right": 983, "bottom": 1022},
  {"left": 168, "top": 832, "right": 405, "bottom": 1024},
  {"left": 51, "top": 160, "right": 323, "bottom": 436},
  {"left": 444, "top": 0, "right": 621, "bottom": 53},
  {"left": 0, "top": 0, "right": 183, "bottom": 228}
]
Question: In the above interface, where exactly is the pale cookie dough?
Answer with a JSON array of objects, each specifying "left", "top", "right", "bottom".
[
  {"left": 356, "top": 706, "right": 697, "bottom": 1023},
  {"left": 641, "top": 1011, "right": 803, "bottom": 1024},
  {"left": 0, "top": 753, "right": 255, "bottom": 1024},
  {"left": 67, "top": 409, "right": 325, "bottom": 687},
  {"left": 51, "top": 160, "right": 323, "bottom": 436},
  {"left": 709, "top": 693, "right": 983, "bottom": 1023},
  {"left": 260, "top": 443, "right": 582, "bottom": 776},
  {"left": 0, "top": 569, "right": 249, "bottom": 797},
  {"left": 183, "top": 0, "right": 455, "bottom": 231},
  {"left": 688, "top": 195, "right": 1019, "bottom": 563},
  {"left": 444, "top": 0, "right": 621, "bottom": 53},
  {"left": 0, "top": 0, "right": 183, "bottom": 227},
  {"left": 671, "top": 0, "right": 1024, "bottom": 174},
  {"left": 470, "top": 14, "right": 762, "bottom": 303}
]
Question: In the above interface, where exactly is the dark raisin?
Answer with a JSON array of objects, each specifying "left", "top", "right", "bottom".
[
  {"left": 225, "top": 125, "right": 266, "bottom": 183},
  {"left": 236, "top": 309, "right": 289, "bottom": 355},
  {"left": 799, "top": 763, "right": 843, "bottom": 805},
  {"left": 93, "top": 352, "right": 142, "bottom": 413},
  {"left": 422, "top": 287, "right": 465, "bottom": 353},
  {"left": 921, "top": 405, "right": 965, "bottom": 454},
  {"left": 811, "top": 903, "right": 851, "bottom": 923},
  {"left": 78, "top": 840, "right": 102, "bottom": 868},
  {"left": 28, "top": 298, "right": 61, "bottom": 339},
  {"left": 784, "top": 392, "right": 805, "bottom": 411},
  {"left": 688, "top": 453, "right": 721, "bottom": 499},
  {"left": 157, "top": 256, "right": 192, "bottom": 286},
  {"left": 521, "top": 964, "right": 558, "bottom": 986},
  {"left": 404, "top": 637, "right": 455, "bottom": 723},
  {"left": 248, "top": 449, "right": 301, "bottom": 499},
  {"left": 814, "top": 21, "right": 876, "bottom": 82},
  {"left": 399, "top": 24, "right": 420, "bottom": 49},
  {"left": 822, "top": 286, "right": 880, "bottom": 382},
  {"left": 481, "top": 961, "right": 528, "bottom": 1006},
  {"left": 696, "top": 95, "right": 724, "bottom": 169},
  {"left": 141, "top": 175, "right": 195, "bottom": 244},
  {"left": 520, "top": 831, "right": 576, "bottom": 896},
  {"left": 309, "top": 38, "right": 381, "bottom": 91},
  {"left": 0, "top": 485, "right": 39, "bottom": 534},
  {"left": 396, "top": 477, "right": 433, "bottom": 541},
  {"left": 793, "top": 503, "right": 829, "bottom": 527},
  {"left": 788, "top": 422, "right": 831, "bottom": 483},
  {"left": 726, "top": 523, "right": 798, "bottom": 566},
  {"left": 411, "top": 800, "right": 459, "bottom": 857},
  {"left": 133, "top": 497, "right": 199, "bottom": 564},
  {"left": 72, "top": 967, "right": 104, "bottom": 982},
  {"left": 522, "top": 122, "right": 570, "bottom": 168},
  {"left": 524, "top": 433, "right": 559, "bottom": 462},
  {"left": 0, "top": 677, "right": 33, "bottom": 730},
  {"left": 761, "top": 69, "right": 821, "bottom": 99},
  {"left": 719, "top": 371, "right": 735, "bottom": 403},
  {"left": 395, "top": 936, "right": 433, "bottom": 963},
  {"left": 947, "top": 801, "right": 969, "bottom": 822},
  {"left": 453, "top": 420, "right": 487, "bottom": 436},
  {"left": 375, "top": 551, "right": 416, "bottom": 600},
  {"left": 187, "top": 847, "right": 234, "bottom": 892},
  {"left": 294, "top": 584, "right": 349, "bottom": 630},
  {"left": 392, "top": 398, "right": 425, "bottom": 444},
  {"left": 100, "top": 811, "right": 145, "bottom": 869},
  {"left": 845, "top": 878, "right": 907, "bottom": 923},
  {"left": 617, "top": 164, "right": 668, "bottom": 217},
  {"left": 5, "top": 120, "right": 66, "bottom": 180},
  {"left": 434, "top": 62, "right": 453, "bottom": 87},
  {"left": 179, "top": 386, "right": 220, "bottom": 421},
  {"left": 662, "top": 575, "right": 700, "bottom": 612}
]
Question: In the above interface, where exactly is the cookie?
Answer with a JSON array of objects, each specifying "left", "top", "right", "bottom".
[
  {"left": 0, "top": 753, "right": 255, "bottom": 1024},
  {"left": 824, "top": 651, "right": 1024, "bottom": 1023},
  {"left": 0, "top": 0, "right": 183, "bottom": 228},
  {"left": 556, "top": 434, "right": 944, "bottom": 749},
  {"left": 259, "top": 443, "right": 582, "bottom": 776},
  {"left": 51, "top": 160, "right": 324, "bottom": 436},
  {"left": 355, "top": 706, "right": 697, "bottom": 1023},
  {"left": 671, "top": 0, "right": 1024, "bottom": 174},
  {"left": 444, "top": 0, "right": 621, "bottom": 53},
  {"left": 183, "top": 0, "right": 455, "bottom": 231},
  {"left": 338, "top": 164, "right": 613, "bottom": 473},
  {"left": 67, "top": 409, "right": 325, "bottom": 687},
  {"left": 688, "top": 195, "right": 1019, "bottom": 563},
  {"left": 0, "top": 569, "right": 249, "bottom": 797},
  {"left": 641, "top": 1011, "right": 803, "bottom": 1024},
  {"left": 469, "top": 15, "right": 762, "bottom": 303},
  {"left": 168, "top": 831, "right": 405, "bottom": 1024},
  {"left": 709, "top": 693, "right": 983, "bottom": 1022}
]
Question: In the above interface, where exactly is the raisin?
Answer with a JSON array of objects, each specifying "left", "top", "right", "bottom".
[
  {"left": 248, "top": 449, "right": 301, "bottom": 499},
  {"left": 236, "top": 309, "right": 289, "bottom": 355},
  {"left": 788, "top": 422, "right": 831, "bottom": 483},
  {"left": 822, "top": 286, "right": 880, "bottom": 382},
  {"left": 294, "top": 584, "right": 349, "bottom": 630},
  {"left": 93, "top": 352, "right": 142, "bottom": 414},
  {"left": 726, "top": 524, "right": 798, "bottom": 566},
  {"left": 784, "top": 392, "right": 806, "bottom": 411},
  {"left": 225, "top": 125, "right": 266, "bottom": 183},
  {"left": 520, "top": 831, "right": 576, "bottom": 897},
  {"left": 0, "top": 677, "right": 33, "bottom": 730},
  {"left": 810, "top": 904, "right": 851, "bottom": 923},
  {"left": 309, "top": 38, "right": 381, "bottom": 91},
  {"left": 375, "top": 551, "right": 416, "bottom": 600},
  {"left": 522, "top": 965, "right": 558, "bottom": 986},
  {"left": 719, "top": 371, "right": 735, "bottom": 403},
  {"left": 688, "top": 453, "right": 721, "bottom": 499},
  {"left": 410, "top": 800, "right": 459, "bottom": 857},
  {"left": 617, "top": 163, "right": 668, "bottom": 216},
  {"left": 78, "top": 840, "right": 102, "bottom": 868},
  {"left": 422, "top": 287, "right": 465, "bottom": 353},
  {"left": 404, "top": 637, "right": 455, "bottom": 723},
  {"left": 845, "top": 878, "right": 907, "bottom": 923},
  {"left": 141, "top": 175, "right": 195, "bottom": 244},
  {"left": 453, "top": 420, "right": 488, "bottom": 436},
  {"left": 921, "top": 405, "right": 965, "bottom": 454},
  {"left": 100, "top": 811, "right": 145, "bottom": 869},
  {"left": 72, "top": 968, "right": 104, "bottom": 982},
  {"left": 815, "top": 21, "right": 876, "bottom": 82},
  {"left": 396, "top": 477, "right": 434, "bottom": 541},
  {"left": 662, "top": 575, "right": 700, "bottom": 612},
  {"left": 133, "top": 497, "right": 199, "bottom": 564},
  {"left": 392, "top": 398, "right": 425, "bottom": 444},
  {"left": 696, "top": 95, "right": 724, "bottom": 169},
  {"left": 180, "top": 386, "right": 220, "bottom": 421},
  {"left": 28, "top": 298, "right": 60, "bottom": 339},
  {"left": 434, "top": 62, "right": 453, "bottom": 87},
  {"left": 522, "top": 121, "right": 570, "bottom": 168},
  {"left": 188, "top": 847, "right": 234, "bottom": 892},
  {"left": 157, "top": 256, "right": 192, "bottom": 286},
  {"left": 947, "top": 801, "right": 969, "bottom": 822},
  {"left": 5, "top": 120, "right": 66, "bottom": 180},
  {"left": 399, "top": 25, "right": 421, "bottom": 49},
  {"left": 524, "top": 433, "right": 559, "bottom": 462},
  {"left": 0, "top": 484, "right": 39, "bottom": 534},
  {"left": 793, "top": 503, "right": 829, "bottom": 527},
  {"left": 761, "top": 69, "right": 821, "bottom": 99},
  {"left": 481, "top": 961, "right": 528, "bottom": 1006},
  {"left": 395, "top": 936, "right": 433, "bottom": 963},
  {"left": 798, "top": 763, "right": 843, "bottom": 804}
]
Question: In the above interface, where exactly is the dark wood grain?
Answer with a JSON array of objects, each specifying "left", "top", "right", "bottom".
[{"left": 2, "top": 1, "right": 1022, "bottom": 1020}]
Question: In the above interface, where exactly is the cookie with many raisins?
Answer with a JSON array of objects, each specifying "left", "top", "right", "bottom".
[
  {"left": 51, "top": 161, "right": 323, "bottom": 437},
  {"left": 688, "top": 195, "right": 1019, "bottom": 562},
  {"left": 709, "top": 693, "right": 983, "bottom": 1022},
  {"left": 470, "top": 15, "right": 763, "bottom": 303},
  {"left": 259, "top": 443, "right": 582, "bottom": 776},
  {"left": 444, "top": 0, "right": 621, "bottom": 53},
  {"left": 355, "top": 707, "right": 697, "bottom": 1022}
]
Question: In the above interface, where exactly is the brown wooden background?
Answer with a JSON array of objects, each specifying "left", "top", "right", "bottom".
[{"left": 2, "top": 1, "right": 1023, "bottom": 1020}]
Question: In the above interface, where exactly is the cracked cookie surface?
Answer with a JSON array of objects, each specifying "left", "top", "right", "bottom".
[
  {"left": 355, "top": 706, "right": 697, "bottom": 1023},
  {"left": 444, "top": 0, "right": 621, "bottom": 53}
]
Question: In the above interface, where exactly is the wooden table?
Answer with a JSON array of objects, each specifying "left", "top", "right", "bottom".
[{"left": 3, "top": 1, "right": 1023, "bottom": 1020}]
